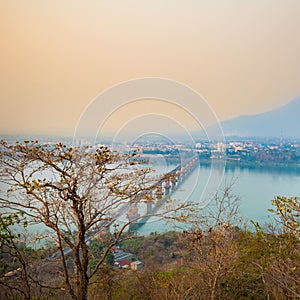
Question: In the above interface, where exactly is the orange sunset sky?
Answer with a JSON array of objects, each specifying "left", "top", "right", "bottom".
[{"left": 1, "top": 1, "right": 300, "bottom": 136}]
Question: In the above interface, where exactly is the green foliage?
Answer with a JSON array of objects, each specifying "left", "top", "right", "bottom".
[
  {"left": 101, "top": 227, "right": 299, "bottom": 299},
  {"left": 0, "top": 140, "right": 166, "bottom": 299},
  {"left": 0, "top": 214, "right": 19, "bottom": 241},
  {"left": 270, "top": 196, "right": 300, "bottom": 237},
  {"left": 120, "top": 231, "right": 179, "bottom": 265},
  {"left": 120, "top": 237, "right": 144, "bottom": 255},
  {"left": 1, "top": 140, "right": 299, "bottom": 299},
  {"left": 0, "top": 213, "right": 24, "bottom": 275},
  {"left": 105, "top": 251, "right": 114, "bottom": 266}
]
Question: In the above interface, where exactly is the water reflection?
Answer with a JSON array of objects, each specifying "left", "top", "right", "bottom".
[{"left": 137, "top": 161, "right": 300, "bottom": 235}]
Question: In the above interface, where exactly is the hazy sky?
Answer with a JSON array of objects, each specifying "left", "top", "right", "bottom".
[{"left": 1, "top": 0, "right": 300, "bottom": 137}]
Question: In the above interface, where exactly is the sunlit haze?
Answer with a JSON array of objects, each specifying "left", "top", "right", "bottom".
[{"left": 1, "top": 1, "right": 300, "bottom": 137}]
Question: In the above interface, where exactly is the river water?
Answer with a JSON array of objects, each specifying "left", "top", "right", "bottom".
[
  {"left": 137, "top": 161, "right": 300, "bottom": 235},
  {"left": 1, "top": 158, "right": 299, "bottom": 237}
]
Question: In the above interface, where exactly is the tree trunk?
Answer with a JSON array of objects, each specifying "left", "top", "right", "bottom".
[
  {"left": 210, "top": 262, "right": 221, "bottom": 300},
  {"left": 74, "top": 208, "right": 89, "bottom": 300},
  {"left": 74, "top": 261, "right": 89, "bottom": 300},
  {"left": 77, "top": 274, "right": 89, "bottom": 300}
]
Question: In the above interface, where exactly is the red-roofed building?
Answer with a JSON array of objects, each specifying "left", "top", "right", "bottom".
[
  {"left": 117, "top": 259, "right": 132, "bottom": 268},
  {"left": 110, "top": 246, "right": 119, "bottom": 253}
]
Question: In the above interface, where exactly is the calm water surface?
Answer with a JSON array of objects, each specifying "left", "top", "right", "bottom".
[
  {"left": 137, "top": 162, "right": 300, "bottom": 235},
  {"left": 1, "top": 159, "right": 299, "bottom": 237}
]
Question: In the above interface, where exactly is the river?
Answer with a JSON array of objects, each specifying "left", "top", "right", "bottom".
[
  {"left": 136, "top": 161, "right": 300, "bottom": 235},
  {"left": 1, "top": 157, "right": 299, "bottom": 237}
]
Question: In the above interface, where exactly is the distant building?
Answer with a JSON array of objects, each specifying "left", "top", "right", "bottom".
[
  {"left": 234, "top": 145, "right": 243, "bottom": 152},
  {"left": 110, "top": 246, "right": 120, "bottom": 253},
  {"left": 217, "top": 142, "right": 226, "bottom": 153},
  {"left": 177, "top": 257, "right": 184, "bottom": 266},
  {"left": 130, "top": 261, "right": 144, "bottom": 270},
  {"left": 117, "top": 259, "right": 132, "bottom": 269}
]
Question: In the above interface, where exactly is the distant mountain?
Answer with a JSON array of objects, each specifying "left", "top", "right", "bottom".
[{"left": 205, "top": 97, "right": 300, "bottom": 138}]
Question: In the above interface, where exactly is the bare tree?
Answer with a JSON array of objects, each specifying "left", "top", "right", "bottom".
[
  {"left": 182, "top": 184, "right": 243, "bottom": 300},
  {"left": 0, "top": 140, "right": 191, "bottom": 300}
]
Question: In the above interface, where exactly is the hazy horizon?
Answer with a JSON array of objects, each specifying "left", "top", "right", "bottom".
[{"left": 1, "top": 1, "right": 300, "bottom": 137}]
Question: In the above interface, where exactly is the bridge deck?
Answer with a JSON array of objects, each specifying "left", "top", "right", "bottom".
[{"left": 128, "top": 157, "right": 198, "bottom": 231}]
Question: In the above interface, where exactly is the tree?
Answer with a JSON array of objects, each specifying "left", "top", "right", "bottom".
[
  {"left": 0, "top": 213, "right": 32, "bottom": 299},
  {"left": 0, "top": 140, "right": 190, "bottom": 300},
  {"left": 179, "top": 185, "right": 243, "bottom": 300},
  {"left": 270, "top": 196, "right": 300, "bottom": 239}
]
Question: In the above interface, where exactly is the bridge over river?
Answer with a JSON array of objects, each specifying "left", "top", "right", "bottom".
[
  {"left": 3, "top": 156, "right": 199, "bottom": 278},
  {"left": 45, "top": 156, "right": 199, "bottom": 261},
  {"left": 125, "top": 156, "right": 199, "bottom": 231}
]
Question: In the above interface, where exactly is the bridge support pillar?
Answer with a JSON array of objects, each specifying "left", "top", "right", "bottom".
[
  {"left": 127, "top": 202, "right": 140, "bottom": 223},
  {"left": 146, "top": 202, "right": 152, "bottom": 214},
  {"left": 156, "top": 183, "right": 163, "bottom": 200},
  {"left": 164, "top": 177, "right": 170, "bottom": 195},
  {"left": 170, "top": 175, "right": 177, "bottom": 190}
]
